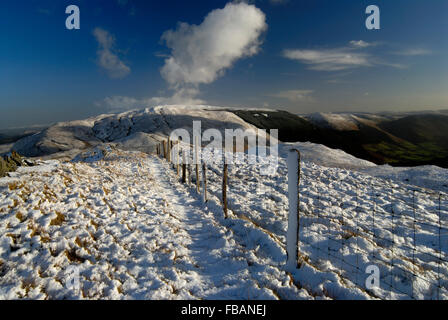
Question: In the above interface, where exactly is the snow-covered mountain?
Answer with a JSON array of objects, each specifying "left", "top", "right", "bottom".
[{"left": 12, "top": 106, "right": 256, "bottom": 159}]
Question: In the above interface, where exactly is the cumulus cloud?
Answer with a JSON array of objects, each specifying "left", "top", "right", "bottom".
[
  {"left": 283, "top": 48, "right": 371, "bottom": 71},
  {"left": 160, "top": 2, "right": 267, "bottom": 87},
  {"left": 268, "top": 90, "right": 314, "bottom": 102},
  {"left": 93, "top": 28, "right": 131, "bottom": 79}
]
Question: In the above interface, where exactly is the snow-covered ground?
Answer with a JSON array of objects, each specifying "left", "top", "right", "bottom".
[
  {"left": 0, "top": 147, "right": 312, "bottom": 299},
  {"left": 1, "top": 143, "right": 447, "bottom": 300}
]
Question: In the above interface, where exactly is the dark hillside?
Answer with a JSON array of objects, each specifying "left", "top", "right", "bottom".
[{"left": 233, "top": 110, "right": 448, "bottom": 168}]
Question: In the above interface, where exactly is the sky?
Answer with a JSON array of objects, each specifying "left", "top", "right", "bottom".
[{"left": 0, "top": 0, "right": 447, "bottom": 129}]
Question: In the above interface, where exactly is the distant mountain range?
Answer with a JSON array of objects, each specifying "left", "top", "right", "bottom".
[
  {"left": 234, "top": 109, "right": 448, "bottom": 168},
  {"left": 2, "top": 107, "right": 447, "bottom": 168}
]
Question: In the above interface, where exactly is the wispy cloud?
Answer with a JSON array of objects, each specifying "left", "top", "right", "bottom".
[
  {"left": 349, "top": 40, "right": 375, "bottom": 48},
  {"left": 268, "top": 89, "right": 314, "bottom": 102},
  {"left": 283, "top": 41, "right": 410, "bottom": 71},
  {"left": 93, "top": 28, "right": 131, "bottom": 79},
  {"left": 392, "top": 48, "right": 432, "bottom": 56},
  {"left": 283, "top": 48, "right": 371, "bottom": 71},
  {"left": 97, "top": 89, "right": 206, "bottom": 112}
]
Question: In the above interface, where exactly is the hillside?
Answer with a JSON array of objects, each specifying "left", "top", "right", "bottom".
[
  {"left": 1, "top": 145, "right": 446, "bottom": 299},
  {"left": 8, "top": 106, "right": 448, "bottom": 168},
  {"left": 11, "top": 106, "right": 255, "bottom": 160},
  {"left": 233, "top": 110, "right": 448, "bottom": 168}
]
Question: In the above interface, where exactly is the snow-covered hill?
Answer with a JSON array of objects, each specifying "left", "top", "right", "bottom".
[
  {"left": 12, "top": 106, "right": 256, "bottom": 159},
  {"left": 2, "top": 106, "right": 448, "bottom": 300},
  {"left": 1, "top": 143, "right": 447, "bottom": 299}
]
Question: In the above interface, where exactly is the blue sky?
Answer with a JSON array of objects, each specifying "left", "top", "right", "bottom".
[{"left": 0, "top": 0, "right": 447, "bottom": 129}]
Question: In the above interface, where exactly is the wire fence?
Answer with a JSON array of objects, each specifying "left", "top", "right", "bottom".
[
  {"left": 298, "top": 165, "right": 448, "bottom": 300},
  {"left": 155, "top": 140, "right": 448, "bottom": 300}
]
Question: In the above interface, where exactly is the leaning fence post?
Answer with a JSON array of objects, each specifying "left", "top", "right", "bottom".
[
  {"left": 286, "top": 148, "right": 301, "bottom": 270},
  {"left": 223, "top": 163, "right": 228, "bottom": 219}
]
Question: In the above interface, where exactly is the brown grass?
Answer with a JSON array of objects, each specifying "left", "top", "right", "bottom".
[
  {"left": 28, "top": 223, "right": 50, "bottom": 243},
  {"left": 90, "top": 219, "right": 99, "bottom": 231},
  {"left": 8, "top": 181, "right": 24, "bottom": 191},
  {"left": 6, "top": 233, "right": 20, "bottom": 244},
  {"left": 50, "top": 211, "right": 65, "bottom": 226},
  {"left": 65, "top": 248, "right": 86, "bottom": 263},
  {"left": 15, "top": 211, "right": 26, "bottom": 223}
]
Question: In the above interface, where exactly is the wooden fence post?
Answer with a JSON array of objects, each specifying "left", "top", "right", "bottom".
[
  {"left": 202, "top": 162, "right": 207, "bottom": 202},
  {"left": 162, "top": 141, "right": 167, "bottom": 160},
  {"left": 182, "top": 164, "right": 186, "bottom": 183},
  {"left": 195, "top": 137, "right": 200, "bottom": 194},
  {"left": 286, "top": 149, "right": 301, "bottom": 270},
  {"left": 176, "top": 143, "right": 180, "bottom": 176},
  {"left": 167, "top": 137, "right": 171, "bottom": 163},
  {"left": 188, "top": 164, "right": 192, "bottom": 186},
  {"left": 223, "top": 163, "right": 228, "bottom": 219}
]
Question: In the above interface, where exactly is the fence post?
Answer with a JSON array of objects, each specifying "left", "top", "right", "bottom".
[
  {"left": 195, "top": 136, "right": 200, "bottom": 194},
  {"left": 162, "top": 141, "right": 167, "bottom": 160},
  {"left": 286, "top": 148, "right": 301, "bottom": 270},
  {"left": 167, "top": 137, "right": 171, "bottom": 163},
  {"left": 182, "top": 151, "right": 186, "bottom": 183},
  {"left": 188, "top": 164, "right": 192, "bottom": 186},
  {"left": 223, "top": 163, "right": 228, "bottom": 219},
  {"left": 175, "top": 142, "right": 180, "bottom": 175},
  {"left": 202, "top": 162, "right": 207, "bottom": 202}
]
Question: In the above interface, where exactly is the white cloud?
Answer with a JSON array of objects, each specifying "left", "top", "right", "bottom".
[
  {"left": 283, "top": 48, "right": 371, "bottom": 71},
  {"left": 98, "top": 89, "right": 205, "bottom": 112},
  {"left": 349, "top": 40, "right": 374, "bottom": 48},
  {"left": 268, "top": 90, "right": 314, "bottom": 102},
  {"left": 283, "top": 41, "right": 411, "bottom": 71},
  {"left": 93, "top": 28, "right": 131, "bottom": 79},
  {"left": 160, "top": 2, "right": 267, "bottom": 87},
  {"left": 392, "top": 48, "right": 432, "bottom": 56}
]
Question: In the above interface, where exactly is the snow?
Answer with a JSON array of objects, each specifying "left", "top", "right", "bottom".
[
  {"left": 283, "top": 141, "right": 448, "bottom": 193},
  {"left": 0, "top": 147, "right": 312, "bottom": 299},
  {"left": 12, "top": 105, "right": 257, "bottom": 159},
  {"left": 2, "top": 117, "right": 448, "bottom": 299},
  {"left": 306, "top": 112, "right": 360, "bottom": 131},
  {"left": 283, "top": 142, "right": 376, "bottom": 170}
]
